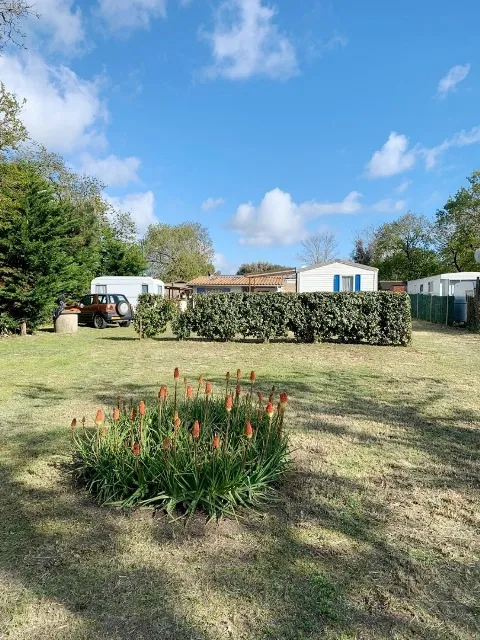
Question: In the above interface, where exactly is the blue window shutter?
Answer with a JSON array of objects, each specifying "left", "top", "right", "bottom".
[
  {"left": 355, "top": 274, "right": 361, "bottom": 291},
  {"left": 333, "top": 274, "right": 340, "bottom": 292}
]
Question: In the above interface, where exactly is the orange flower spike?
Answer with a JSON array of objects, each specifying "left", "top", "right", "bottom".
[
  {"left": 257, "top": 392, "right": 263, "bottom": 404},
  {"left": 226, "top": 371, "right": 231, "bottom": 382},
  {"left": 113, "top": 408, "right": 120, "bottom": 422},
  {"left": 235, "top": 384, "right": 241, "bottom": 398},
  {"left": 95, "top": 409, "right": 104, "bottom": 426},
  {"left": 70, "top": 418, "right": 77, "bottom": 429},
  {"left": 250, "top": 371, "right": 256, "bottom": 382},
  {"left": 139, "top": 400, "right": 146, "bottom": 416},
  {"left": 205, "top": 381, "right": 212, "bottom": 395},
  {"left": 266, "top": 402, "right": 275, "bottom": 419},
  {"left": 212, "top": 433, "right": 221, "bottom": 449},
  {"left": 186, "top": 385, "right": 193, "bottom": 399},
  {"left": 173, "top": 414, "right": 181, "bottom": 432},
  {"left": 245, "top": 421, "right": 253, "bottom": 439},
  {"left": 236, "top": 368, "right": 242, "bottom": 380},
  {"left": 163, "top": 438, "right": 171, "bottom": 451},
  {"left": 129, "top": 407, "right": 136, "bottom": 420},
  {"left": 132, "top": 442, "right": 140, "bottom": 456},
  {"left": 192, "top": 420, "right": 200, "bottom": 439},
  {"left": 159, "top": 385, "right": 168, "bottom": 400},
  {"left": 225, "top": 395, "right": 233, "bottom": 412},
  {"left": 280, "top": 392, "right": 288, "bottom": 407},
  {"left": 174, "top": 367, "right": 180, "bottom": 380}
]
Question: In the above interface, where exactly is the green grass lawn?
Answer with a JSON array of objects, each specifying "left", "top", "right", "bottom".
[{"left": 0, "top": 322, "right": 479, "bottom": 640}]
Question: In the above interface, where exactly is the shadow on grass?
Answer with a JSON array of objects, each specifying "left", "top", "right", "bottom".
[{"left": 1, "top": 367, "right": 479, "bottom": 639}]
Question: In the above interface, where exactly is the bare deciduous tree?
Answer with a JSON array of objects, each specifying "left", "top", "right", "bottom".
[
  {"left": 297, "top": 232, "right": 338, "bottom": 265},
  {"left": 0, "top": 1, "right": 36, "bottom": 50}
]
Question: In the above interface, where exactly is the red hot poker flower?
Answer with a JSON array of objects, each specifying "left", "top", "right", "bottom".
[
  {"left": 132, "top": 442, "right": 140, "bottom": 456},
  {"left": 174, "top": 367, "right": 180, "bottom": 380},
  {"left": 225, "top": 395, "right": 233, "bottom": 412},
  {"left": 280, "top": 392, "right": 288, "bottom": 406},
  {"left": 245, "top": 421, "right": 253, "bottom": 439},
  {"left": 129, "top": 407, "right": 136, "bottom": 421},
  {"left": 173, "top": 415, "right": 181, "bottom": 432},
  {"left": 113, "top": 408, "right": 120, "bottom": 421},
  {"left": 186, "top": 385, "right": 193, "bottom": 399},
  {"left": 250, "top": 371, "right": 256, "bottom": 382},
  {"left": 226, "top": 371, "right": 231, "bottom": 382},
  {"left": 212, "top": 433, "right": 221, "bottom": 449},
  {"left": 159, "top": 385, "right": 168, "bottom": 399},
  {"left": 266, "top": 402, "right": 275, "bottom": 419},
  {"left": 139, "top": 401, "right": 146, "bottom": 416},
  {"left": 192, "top": 420, "right": 200, "bottom": 439},
  {"left": 205, "top": 381, "right": 212, "bottom": 395},
  {"left": 70, "top": 418, "right": 77, "bottom": 429},
  {"left": 95, "top": 409, "right": 104, "bottom": 426},
  {"left": 235, "top": 384, "right": 242, "bottom": 397},
  {"left": 236, "top": 368, "right": 242, "bottom": 380},
  {"left": 163, "top": 438, "right": 171, "bottom": 451},
  {"left": 257, "top": 392, "right": 263, "bottom": 404}
]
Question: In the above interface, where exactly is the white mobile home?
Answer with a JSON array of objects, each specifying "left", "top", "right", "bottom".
[
  {"left": 296, "top": 260, "right": 378, "bottom": 293},
  {"left": 91, "top": 276, "right": 165, "bottom": 308},
  {"left": 407, "top": 272, "right": 480, "bottom": 322}
]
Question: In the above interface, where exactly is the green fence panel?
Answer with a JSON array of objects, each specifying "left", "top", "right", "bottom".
[{"left": 409, "top": 294, "right": 455, "bottom": 326}]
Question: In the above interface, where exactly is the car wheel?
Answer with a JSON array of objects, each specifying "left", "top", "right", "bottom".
[
  {"left": 120, "top": 320, "right": 131, "bottom": 328},
  {"left": 93, "top": 314, "right": 107, "bottom": 329},
  {"left": 117, "top": 301, "right": 129, "bottom": 316}
]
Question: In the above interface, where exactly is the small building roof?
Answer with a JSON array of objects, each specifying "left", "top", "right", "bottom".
[
  {"left": 408, "top": 272, "right": 480, "bottom": 283},
  {"left": 188, "top": 275, "right": 285, "bottom": 286},
  {"left": 297, "top": 259, "right": 378, "bottom": 273}
]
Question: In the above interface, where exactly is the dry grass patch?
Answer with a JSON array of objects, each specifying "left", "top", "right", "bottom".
[{"left": 0, "top": 321, "right": 479, "bottom": 639}]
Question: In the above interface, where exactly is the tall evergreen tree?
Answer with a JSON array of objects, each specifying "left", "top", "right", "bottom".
[{"left": 0, "top": 161, "right": 98, "bottom": 332}]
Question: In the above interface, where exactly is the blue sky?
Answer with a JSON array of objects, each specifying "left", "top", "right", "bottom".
[{"left": 1, "top": 0, "right": 479, "bottom": 273}]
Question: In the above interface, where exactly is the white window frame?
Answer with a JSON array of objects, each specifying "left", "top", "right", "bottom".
[
  {"left": 95, "top": 285, "right": 107, "bottom": 294},
  {"left": 141, "top": 284, "right": 149, "bottom": 294},
  {"left": 341, "top": 276, "right": 354, "bottom": 292}
]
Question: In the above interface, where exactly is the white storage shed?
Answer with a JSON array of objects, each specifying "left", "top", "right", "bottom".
[
  {"left": 296, "top": 260, "right": 378, "bottom": 293},
  {"left": 91, "top": 276, "right": 165, "bottom": 308}
]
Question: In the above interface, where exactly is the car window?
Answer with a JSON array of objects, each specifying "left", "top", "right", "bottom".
[
  {"left": 97, "top": 295, "right": 108, "bottom": 304},
  {"left": 108, "top": 294, "right": 128, "bottom": 303},
  {"left": 80, "top": 295, "right": 93, "bottom": 305}
]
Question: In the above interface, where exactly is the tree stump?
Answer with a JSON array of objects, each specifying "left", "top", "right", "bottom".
[{"left": 55, "top": 312, "right": 79, "bottom": 334}]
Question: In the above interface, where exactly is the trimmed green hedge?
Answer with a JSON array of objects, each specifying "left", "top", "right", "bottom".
[
  {"left": 171, "top": 292, "right": 411, "bottom": 346},
  {"left": 133, "top": 294, "right": 177, "bottom": 338},
  {"left": 467, "top": 296, "right": 480, "bottom": 332}
]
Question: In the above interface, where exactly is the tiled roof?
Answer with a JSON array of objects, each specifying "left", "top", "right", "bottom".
[{"left": 188, "top": 275, "right": 286, "bottom": 286}]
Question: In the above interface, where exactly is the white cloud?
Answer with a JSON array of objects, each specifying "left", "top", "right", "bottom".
[
  {"left": 106, "top": 191, "right": 157, "bottom": 236},
  {"left": 29, "top": 0, "right": 85, "bottom": 52},
  {"left": 213, "top": 252, "right": 237, "bottom": 274},
  {"left": 422, "top": 126, "right": 480, "bottom": 169},
  {"left": 0, "top": 53, "right": 107, "bottom": 153},
  {"left": 230, "top": 188, "right": 362, "bottom": 246},
  {"left": 78, "top": 153, "right": 141, "bottom": 187},
  {"left": 395, "top": 180, "right": 411, "bottom": 194},
  {"left": 97, "top": 0, "right": 167, "bottom": 33},
  {"left": 203, "top": 0, "right": 298, "bottom": 80},
  {"left": 371, "top": 198, "right": 406, "bottom": 213},
  {"left": 366, "top": 132, "right": 417, "bottom": 178},
  {"left": 437, "top": 64, "right": 470, "bottom": 98},
  {"left": 201, "top": 197, "right": 225, "bottom": 211}
]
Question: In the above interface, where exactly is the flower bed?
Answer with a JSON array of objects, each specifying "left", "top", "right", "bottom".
[{"left": 72, "top": 369, "right": 291, "bottom": 520}]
